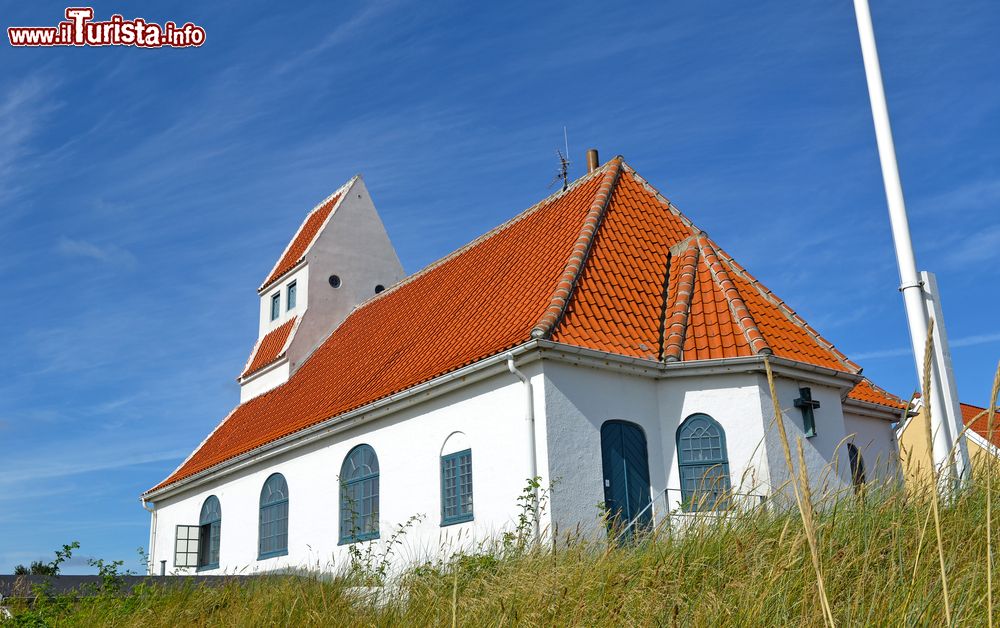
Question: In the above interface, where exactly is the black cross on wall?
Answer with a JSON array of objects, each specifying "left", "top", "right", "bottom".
[{"left": 794, "top": 387, "right": 820, "bottom": 437}]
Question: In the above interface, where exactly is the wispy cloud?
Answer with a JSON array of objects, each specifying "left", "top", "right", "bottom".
[
  {"left": 0, "top": 448, "right": 187, "bottom": 489},
  {"left": 851, "top": 332, "right": 1000, "bottom": 361},
  {"left": 56, "top": 237, "right": 137, "bottom": 268},
  {"left": 0, "top": 75, "right": 57, "bottom": 210},
  {"left": 944, "top": 225, "right": 1000, "bottom": 265},
  {"left": 917, "top": 177, "right": 1000, "bottom": 215},
  {"left": 275, "top": 0, "right": 400, "bottom": 75},
  {"left": 953, "top": 333, "right": 1000, "bottom": 349}
]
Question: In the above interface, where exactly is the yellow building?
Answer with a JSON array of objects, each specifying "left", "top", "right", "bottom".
[{"left": 897, "top": 401, "right": 999, "bottom": 489}]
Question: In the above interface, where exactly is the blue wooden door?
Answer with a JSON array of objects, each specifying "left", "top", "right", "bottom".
[{"left": 601, "top": 421, "right": 652, "bottom": 536}]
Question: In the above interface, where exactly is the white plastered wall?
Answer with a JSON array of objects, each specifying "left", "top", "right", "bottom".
[
  {"left": 842, "top": 407, "right": 901, "bottom": 484},
  {"left": 542, "top": 362, "right": 772, "bottom": 538},
  {"left": 542, "top": 361, "right": 661, "bottom": 539},
  {"left": 239, "top": 361, "right": 291, "bottom": 403},
  {"left": 658, "top": 373, "right": 772, "bottom": 505},
  {"left": 150, "top": 364, "right": 545, "bottom": 575},
  {"left": 757, "top": 375, "right": 853, "bottom": 503},
  {"left": 257, "top": 266, "right": 308, "bottom": 338}
]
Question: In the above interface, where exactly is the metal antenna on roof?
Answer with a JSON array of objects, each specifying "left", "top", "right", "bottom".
[{"left": 549, "top": 127, "right": 571, "bottom": 192}]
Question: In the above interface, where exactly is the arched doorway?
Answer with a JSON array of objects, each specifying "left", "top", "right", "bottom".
[{"left": 600, "top": 420, "right": 652, "bottom": 537}]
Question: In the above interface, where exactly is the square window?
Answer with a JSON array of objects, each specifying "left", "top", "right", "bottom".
[
  {"left": 287, "top": 281, "right": 297, "bottom": 310},
  {"left": 174, "top": 525, "right": 199, "bottom": 568},
  {"left": 270, "top": 293, "right": 280, "bottom": 321}
]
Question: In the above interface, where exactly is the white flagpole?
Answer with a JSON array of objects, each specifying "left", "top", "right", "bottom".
[{"left": 852, "top": 0, "right": 969, "bottom": 488}]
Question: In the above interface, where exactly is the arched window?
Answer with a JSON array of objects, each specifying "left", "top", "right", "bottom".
[
  {"left": 258, "top": 473, "right": 289, "bottom": 559},
  {"left": 440, "top": 432, "right": 474, "bottom": 526},
  {"left": 340, "top": 445, "right": 380, "bottom": 543},
  {"left": 198, "top": 495, "right": 221, "bottom": 569},
  {"left": 676, "top": 414, "right": 732, "bottom": 511},
  {"left": 848, "top": 443, "right": 867, "bottom": 492}
]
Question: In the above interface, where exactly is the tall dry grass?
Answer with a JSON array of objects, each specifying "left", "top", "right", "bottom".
[
  {"left": 8, "top": 475, "right": 999, "bottom": 626},
  {"left": 8, "top": 360, "right": 999, "bottom": 627}
]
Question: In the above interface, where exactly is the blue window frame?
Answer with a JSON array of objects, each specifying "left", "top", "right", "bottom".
[
  {"left": 287, "top": 281, "right": 297, "bottom": 310},
  {"left": 270, "top": 292, "right": 280, "bottom": 321},
  {"left": 677, "top": 414, "right": 732, "bottom": 512},
  {"left": 441, "top": 449, "right": 473, "bottom": 525},
  {"left": 339, "top": 445, "right": 379, "bottom": 543},
  {"left": 198, "top": 495, "right": 221, "bottom": 570},
  {"left": 258, "top": 473, "right": 288, "bottom": 559}
]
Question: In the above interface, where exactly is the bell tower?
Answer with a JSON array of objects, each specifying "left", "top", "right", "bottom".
[{"left": 238, "top": 175, "right": 404, "bottom": 401}]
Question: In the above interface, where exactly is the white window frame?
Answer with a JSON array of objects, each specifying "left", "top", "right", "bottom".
[{"left": 174, "top": 525, "right": 200, "bottom": 568}]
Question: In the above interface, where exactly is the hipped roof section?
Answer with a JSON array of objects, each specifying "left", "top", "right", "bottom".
[{"left": 150, "top": 158, "right": 868, "bottom": 493}]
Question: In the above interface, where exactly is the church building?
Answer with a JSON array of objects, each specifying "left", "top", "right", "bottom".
[{"left": 141, "top": 155, "right": 905, "bottom": 574}]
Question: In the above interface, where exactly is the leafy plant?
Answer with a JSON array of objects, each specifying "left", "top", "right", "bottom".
[
  {"left": 346, "top": 513, "right": 424, "bottom": 586},
  {"left": 501, "top": 476, "right": 553, "bottom": 554},
  {"left": 12, "top": 541, "right": 80, "bottom": 577}
]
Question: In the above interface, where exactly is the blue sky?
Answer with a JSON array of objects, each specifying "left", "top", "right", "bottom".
[{"left": 1, "top": 1, "right": 997, "bottom": 573}]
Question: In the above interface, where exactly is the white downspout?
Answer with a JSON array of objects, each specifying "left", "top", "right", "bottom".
[
  {"left": 506, "top": 353, "right": 539, "bottom": 541},
  {"left": 141, "top": 498, "right": 156, "bottom": 576}
]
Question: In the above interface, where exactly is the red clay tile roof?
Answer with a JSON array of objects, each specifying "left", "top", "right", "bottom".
[
  {"left": 847, "top": 378, "right": 906, "bottom": 411},
  {"left": 150, "top": 158, "right": 874, "bottom": 493},
  {"left": 964, "top": 402, "right": 1000, "bottom": 448},
  {"left": 150, "top": 167, "right": 607, "bottom": 492},
  {"left": 240, "top": 317, "right": 298, "bottom": 379},
  {"left": 261, "top": 192, "right": 343, "bottom": 290},
  {"left": 549, "top": 164, "right": 855, "bottom": 371}
]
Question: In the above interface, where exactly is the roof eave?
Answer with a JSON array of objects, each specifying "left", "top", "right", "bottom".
[
  {"left": 237, "top": 353, "right": 289, "bottom": 384},
  {"left": 535, "top": 340, "right": 863, "bottom": 389},
  {"left": 257, "top": 259, "right": 307, "bottom": 296},
  {"left": 842, "top": 396, "right": 907, "bottom": 422},
  {"left": 144, "top": 339, "right": 864, "bottom": 503}
]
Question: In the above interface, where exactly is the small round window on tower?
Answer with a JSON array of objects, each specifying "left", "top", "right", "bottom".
[
  {"left": 328, "top": 275, "right": 342, "bottom": 289},
  {"left": 374, "top": 284, "right": 385, "bottom": 294}
]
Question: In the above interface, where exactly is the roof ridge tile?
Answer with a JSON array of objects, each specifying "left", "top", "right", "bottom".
[
  {"left": 661, "top": 240, "right": 700, "bottom": 362},
  {"left": 697, "top": 234, "right": 772, "bottom": 356},
  {"left": 707, "top": 237, "right": 860, "bottom": 373},
  {"left": 620, "top": 162, "right": 698, "bottom": 232},
  {"left": 366, "top": 163, "right": 616, "bottom": 307},
  {"left": 531, "top": 157, "right": 623, "bottom": 339}
]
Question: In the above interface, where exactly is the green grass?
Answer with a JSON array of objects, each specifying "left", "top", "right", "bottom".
[{"left": 5, "top": 475, "right": 1000, "bottom": 627}]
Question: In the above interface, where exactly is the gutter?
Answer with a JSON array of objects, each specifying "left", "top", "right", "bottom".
[
  {"left": 534, "top": 340, "right": 863, "bottom": 389},
  {"left": 505, "top": 353, "right": 540, "bottom": 542},
  {"left": 146, "top": 339, "right": 865, "bottom": 503},
  {"left": 842, "top": 397, "right": 907, "bottom": 422}
]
